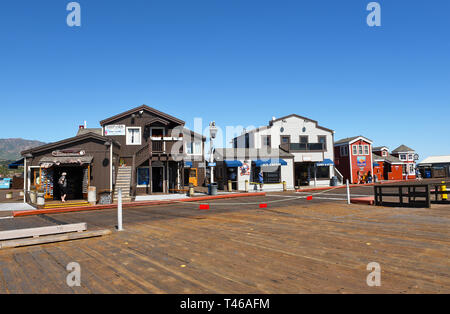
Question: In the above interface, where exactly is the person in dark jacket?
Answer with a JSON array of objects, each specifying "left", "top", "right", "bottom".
[{"left": 58, "top": 172, "right": 68, "bottom": 203}]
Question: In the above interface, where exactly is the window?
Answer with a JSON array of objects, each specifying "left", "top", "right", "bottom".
[
  {"left": 281, "top": 136, "right": 290, "bottom": 145},
  {"left": 137, "top": 168, "right": 149, "bottom": 186},
  {"left": 409, "top": 164, "right": 415, "bottom": 175},
  {"left": 300, "top": 136, "right": 308, "bottom": 144},
  {"left": 408, "top": 154, "right": 413, "bottom": 161},
  {"left": 245, "top": 133, "right": 250, "bottom": 149},
  {"left": 150, "top": 127, "right": 164, "bottom": 138},
  {"left": 261, "top": 135, "right": 271, "bottom": 148},
  {"left": 187, "top": 141, "right": 202, "bottom": 155},
  {"left": 340, "top": 146, "right": 348, "bottom": 157},
  {"left": 253, "top": 166, "right": 281, "bottom": 184},
  {"left": 316, "top": 166, "right": 330, "bottom": 179},
  {"left": 364, "top": 145, "right": 369, "bottom": 155},
  {"left": 400, "top": 154, "right": 407, "bottom": 161},
  {"left": 318, "top": 136, "right": 327, "bottom": 151},
  {"left": 358, "top": 145, "right": 363, "bottom": 155},
  {"left": 382, "top": 151, "right": 387, "bottom": 157},
  {"left": 352, "top": 145, "right": 358, "bottom": 155},
  {"left": 126, "top": 127, "right": 141, "bottom": 145}
]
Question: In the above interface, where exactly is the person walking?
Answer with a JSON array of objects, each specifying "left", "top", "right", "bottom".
[
  {"left": 258, "top": 169, "right": 264, "bottom": 191},
  {"left": 58, "top": 172, "right": 68, "bottom": 203},
  {"left": 367, "top": 171, "right": 373, "bottom": 184}
]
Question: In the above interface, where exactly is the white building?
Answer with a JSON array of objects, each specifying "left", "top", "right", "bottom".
[{"left": 231, "top": 114, "right": 337, "bottom": 188}]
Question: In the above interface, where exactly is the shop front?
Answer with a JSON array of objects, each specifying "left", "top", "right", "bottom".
[{"left": 21, "top": 133, "right": 120, "bottom": 203}]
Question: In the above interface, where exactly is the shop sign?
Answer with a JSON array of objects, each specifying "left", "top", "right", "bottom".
[
  {"left": 357, "top": 156, "right": 366, "bottom": 167},
  {"left": 240, "top": 162, "right": 250, "bottom": 176},
  {"left": 52, "top": 150, "right": 85, "bottom": 157},
  {"left": 105, "top": 124, "right": 126, "bottom": 136}
]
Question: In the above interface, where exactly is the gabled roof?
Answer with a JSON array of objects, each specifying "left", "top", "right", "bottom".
[
  {"left": 373, "top": 146, "right": 389, "bottom": 151},
  {"left": 335, "top": 136, "right": 373, "bottom": 145},
  {"left": 214, "top": 148, "right": 294, "bottom": 160},
  {"left": 183, "top": 128, "right": 206, "bottom": 141},
  {"left": 77, "top": 128, "right": 103, "bottom": 137},
  {"left": 99, "top": 105, "right": 185, "bottom": 126},
  {"left": 392, "top": 144, "right": 415, "bottom": 153},
  {"left": 372, "top": 153, "right": 402, "bottom": 164},
  {"left": 21, "top": 132, "right": 121, "bottom": 156},
  {"left": 269, "top": 114, "right": 334, "bottom": 133}
]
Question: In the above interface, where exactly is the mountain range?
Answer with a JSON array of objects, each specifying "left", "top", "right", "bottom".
[{"left": 0, "top": 138, "right": 46, "bottom": 161}]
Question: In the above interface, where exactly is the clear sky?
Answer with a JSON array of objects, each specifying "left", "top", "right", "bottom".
[{"left": 0, "top": 0, "right": 449, "bottom": 160}]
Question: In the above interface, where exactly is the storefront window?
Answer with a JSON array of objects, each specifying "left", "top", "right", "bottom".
[
  {"left": 316, "top": 166, "right": 330, "bottom": 179},
  {"left": 252, "top": 166, "right": 281, "bottom": 184},
  {"left": 137, "top": 168, "right": 150, "bottom": 186}
]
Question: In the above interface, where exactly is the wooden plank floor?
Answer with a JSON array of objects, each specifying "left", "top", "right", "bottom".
[{"left": 0, "top": 196, "right": 449, "bottom": 293}]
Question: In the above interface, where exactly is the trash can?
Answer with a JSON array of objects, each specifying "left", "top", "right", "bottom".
[
  {"left": 29, "top": 190, "right": 37, "bottom": 204},
  {"left": 36, "top": 192, "right": 45, "bottom": 206},
  {"left": 88, "top": 186, "right": 97, "bottom": 205},
  {"left": 208, "top": 183, "right": 218, "bottom": 196},
  {"left": 330, "top": 176, "right": 338, "bottom": 187}
]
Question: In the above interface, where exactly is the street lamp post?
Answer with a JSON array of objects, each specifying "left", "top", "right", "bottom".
[{"left": 209, "top": 122, "right": 218, "bottom": 184}]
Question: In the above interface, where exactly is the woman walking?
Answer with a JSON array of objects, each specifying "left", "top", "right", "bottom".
[{"left": 58, "top": 172, "right": 68, "bottom": 203}]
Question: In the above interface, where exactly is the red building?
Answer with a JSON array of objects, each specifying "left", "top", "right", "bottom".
[
  {"left": 391, "top": 145, "right": 417, "bottom": 180},
  {"left": 334, "top": 136, "right": 373, "bottom": 184},
  {"left": 372, "top": 147, "right": 404, "bottom": 181}
]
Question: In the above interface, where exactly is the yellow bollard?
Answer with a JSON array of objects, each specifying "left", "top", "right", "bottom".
[
  {"left": 228, "top": 180, "right": 232, "bottom": 192},
  {"left": 283, "top": 181, "right": 287, "bottom": 192},
  {"left": 442, "top": 181, "right": 448, "bottom": 200},
  {"left": 189, "top": 183, "right": 194, "bottom": 197},
  {"left": 245, "top": 180, "right": 249, "bottom": 193}
]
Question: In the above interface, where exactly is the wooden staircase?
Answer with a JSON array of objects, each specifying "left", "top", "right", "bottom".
[{"left": 114, "top": 166, "right": 132, "bottom": 203}]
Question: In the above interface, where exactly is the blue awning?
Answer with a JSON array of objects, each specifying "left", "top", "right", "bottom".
[
  {"left": 316, "top": 159, "right": 334, "bottom": 167},
  {"left": 224, "top": 160, "right": 243, "bottom": 167},
  {"left": 8, "top": 158, "right": 24, "bottom": 169},
  {"left": 254, "top": 159, "right": 287, "bottom": 167},
  {"left": 184, "top": 161, "right": 193, "bottom": 168},
  {"left": 373, "top": 163, "right": 380, "bottom": 167}
]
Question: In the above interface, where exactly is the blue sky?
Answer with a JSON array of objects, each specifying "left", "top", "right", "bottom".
[{"left": 0, "top": 0, "right": 449, "bottom": 160}]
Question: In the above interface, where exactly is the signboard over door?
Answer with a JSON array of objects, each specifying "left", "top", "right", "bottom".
[{"left": 105, "top": 125, "right": 126, "bottom": 136}]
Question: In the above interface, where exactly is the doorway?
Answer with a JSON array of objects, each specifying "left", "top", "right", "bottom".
[
  {"left": 295, "top": 162, "right": 312, "bottom": 187},
  {"left": 53, "top": 165, "right": 84, "bottom": 200},
  {"left": 152, "top": 166, "right": 164, "bottom": 193}
]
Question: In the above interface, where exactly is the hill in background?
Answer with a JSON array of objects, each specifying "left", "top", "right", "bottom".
[{"left": 0, "top": 138, "right": 46, "bottom": 161}]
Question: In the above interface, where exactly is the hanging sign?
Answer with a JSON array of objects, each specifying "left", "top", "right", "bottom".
[
  {"left": 105, "top": 125, "right": 126, "bottom": 136},
  {"left": 52, "top": 149, "right": 85, "bottom": 157}
]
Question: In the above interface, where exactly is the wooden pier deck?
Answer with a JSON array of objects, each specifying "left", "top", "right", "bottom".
[{"left": 0, "top": 195, "right": 449, "bottom": 294}]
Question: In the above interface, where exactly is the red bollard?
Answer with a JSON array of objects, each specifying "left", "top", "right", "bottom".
[
  {"left": 259, "top": 203, "right": 268, "bottom": 208},
  {"left": 306, "top": 195, "right": 313, "bottom": 201},
  {"left": 199, "top": 204, "right": 210, "bottom": 210}
]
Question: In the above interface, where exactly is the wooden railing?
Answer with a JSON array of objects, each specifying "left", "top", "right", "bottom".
[{"left": 374, "top": 184, "right": 431, "bottom": 208}]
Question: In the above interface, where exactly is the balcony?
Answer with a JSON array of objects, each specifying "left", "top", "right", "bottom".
[{"left": 280, "top": 142, "right": 325, "bottom": 152}]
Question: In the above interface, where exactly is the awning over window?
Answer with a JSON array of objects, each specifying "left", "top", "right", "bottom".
[
  {"left": 373, "top": 163, "right": 380, "bottom": 167},
  {"left": 224, "top": 160, "right": 243, "bottom": 167},
  {"left": 254, "top": 159, "right": 287, "bottom": 167},
  {"left": 39, "top": 156, "right": 93, "bottom": 167},
  {"left": 316, "top": 159, "right": 334, "bottom": 167},
  {"left": 8, "top": 158, "right": 24, "bottom": 169},
  {"left": 184, "top": 161, "right": 193, "bottom": 168}
]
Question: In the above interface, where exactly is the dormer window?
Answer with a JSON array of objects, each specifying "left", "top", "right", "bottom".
[{"left": 382, "top": 151, "right": 387, "bottom": 157}]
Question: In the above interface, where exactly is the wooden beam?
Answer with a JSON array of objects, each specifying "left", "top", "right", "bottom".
[
  {"left": 0, "top": 223, "right": 87, "bottom": 241},
  {"left": 0, "top": 229, "right": 111, "bottom": 249}
]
